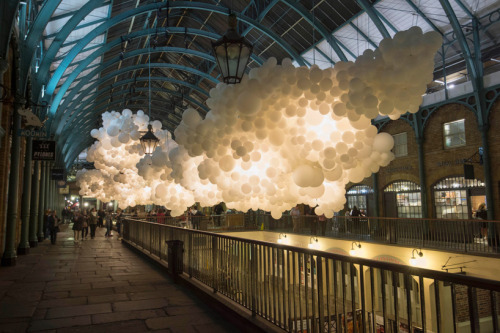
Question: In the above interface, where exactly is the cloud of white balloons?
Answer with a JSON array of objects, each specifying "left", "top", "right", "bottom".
[{"left": 77, "top": 27, "right": 441, "bottom": 218}]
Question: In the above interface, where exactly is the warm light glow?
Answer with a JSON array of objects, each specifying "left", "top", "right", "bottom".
[
  {"left": 308, "top": 237, "right": 320, "bottom": 250},
  {"left": 350, "top": 241, "right": 361, "bottom": 256},
  {"left": 410, "top": 249, "right": 423, "bottom": 266},
  {"left": 77, "top": 28, "right": 441, "bottom": 218},
  {"left": 277, "top": 233, "right": 290, "bottom": 245},
  {"left": 84, "top": 202, "right": 89, "bottom": 207},
  {"left": 409, "top": 257, "right": 418, "bottom": 266}
]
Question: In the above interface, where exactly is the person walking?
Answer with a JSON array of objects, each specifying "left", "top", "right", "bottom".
[
  {"left": 105, "top": 211, "right": 113, "bottom": 237},
  {"left": 72, "top": 211, "right": 83, "bottom": 244},
  {"left": 89, "top": 208, "right": 98, "bottom": 239},
  {"left": 98, "top": 208, "right": 105, "bottom": 228},
  {"left": 47, "top": 210, "right": 60, "bottom": 245},
  {"left": 81, "top": 210, "right": 89, "bottom": 240},
  {"left": 43, "top": 209, "right": 51, "bottom": 239},
  {"left": 116, "top": 210, "right": 123, "bottom": 238}
]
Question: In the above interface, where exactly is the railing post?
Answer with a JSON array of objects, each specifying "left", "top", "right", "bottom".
[
  {"left": 189, "top": 232, "right": 193, "bottom": 278},
  {"left": 251, "top": 243, "right": 257, "bottom": 317},
  {"left": 467, "top": 286, "right": 480, "bottom": 333},
  {"left": 317, "top": 256, "right": 324, "bottom": 332},
  {"left": 421, "top": 219, "right": 425, "bottom": 249},
  {"left": 463, "top": 220, "right": 468, "bottom": 253},
  {"left": 212, "top": 236, "right": 218, "bottom": 293}
]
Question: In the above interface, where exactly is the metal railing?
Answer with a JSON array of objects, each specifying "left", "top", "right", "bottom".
[
  {"left": 122, "top": 218, "right": 500, "bottom": 333},
  {"left": 131, "top": 213, "right": 500, "bottom": 255},
  {"left": 261, "top": 215, "right": 500, "bottom": 255}
]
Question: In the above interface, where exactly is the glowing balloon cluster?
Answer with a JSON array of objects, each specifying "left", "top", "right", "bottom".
[{"left": 77, "top": 27, "right": 441, "bottom": 218}]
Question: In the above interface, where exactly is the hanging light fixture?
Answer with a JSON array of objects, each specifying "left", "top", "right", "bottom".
[
  {"left": 140, "top": 32, "right": 159, "bottom": 156},
  {"left": 211, "top": 12, "right": 253, "bottom": 84},
  {"left": 140, "top": 124, "right": 159, "bottom": 155}
]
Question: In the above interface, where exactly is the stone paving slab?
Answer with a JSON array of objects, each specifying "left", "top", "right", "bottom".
[{"left": 0, "top": 224, "right": 242, "bottom": 332}]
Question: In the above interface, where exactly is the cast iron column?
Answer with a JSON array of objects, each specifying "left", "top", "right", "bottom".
[
  {"left": 37, "top": 161, "right": 46, "bottom": 242},
  {"left": 371, "top": 173, "right": 379, "bottom": 217},
  {"left": 18, "top": 136, "right": 33, "bottom": 254},
  {"left": 44, "top": 162, "right": 50, "bottom": 213},
  {"left": 1, "top": 99, "right": 23, "bottom": 266},
  {"left": 0, "top": 59, "right": 7, "bottom": 145},
  {"left": 29, "top": 160, "right": 40, "bottom": 247},
  {"left": 479, "top": 125, "right": 496, "bottom": 240},
  {"left": 416, "top": 138, "right": 428, "bottom": 218}
]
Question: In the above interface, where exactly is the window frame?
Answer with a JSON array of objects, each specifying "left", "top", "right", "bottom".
[
  {"left": 443, "top": 119, "right": 466, "bottom": 149},
  {"left": 392, "top": 132, "right": 408, "bottom": 157}
]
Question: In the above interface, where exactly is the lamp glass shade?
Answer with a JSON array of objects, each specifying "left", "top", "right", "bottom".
[
  {"left": 212, "top": 14, "right": 253, "bottom": 84},
  {"left": 140, "top": 124, "right": 159, "bottom": 155}
]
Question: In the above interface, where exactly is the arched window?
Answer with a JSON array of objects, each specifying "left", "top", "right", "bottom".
[
  {"left": 384, "top": 181, "right": 422, "bottom": 218},
  {"left": 346, "top": 185, "right": 374, "bottom": 215},
  {"left": 433, "top": 176, "right": 485, "bottom": 219}
]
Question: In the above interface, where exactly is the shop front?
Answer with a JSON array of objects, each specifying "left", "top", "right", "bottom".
[
  {"left": 383, "top": 181, "right": 422, "bottom": 218},
  {"left": 432, "top": 176, "right": 485, "bottom": 219}
]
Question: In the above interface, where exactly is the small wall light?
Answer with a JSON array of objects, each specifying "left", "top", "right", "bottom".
[
  {"left": 410, "top": 248, "right": 423, "bottom": 266},
  {"left": 308, "top": 236, "right": 320, "bottom": 250},
  {"left": 84, "top": 202, "right": 89, "bottom": 207},
  {"left": 349, "top": 241, "right": 361, "bottom": 256},
  {"left": 277, "top": 233, "right": 290, "bottom": 245}
]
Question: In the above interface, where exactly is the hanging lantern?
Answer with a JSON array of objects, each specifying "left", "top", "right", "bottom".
[
  {"left": 139, "top": 124, "right": 159, "bottom": 155},
  {"left": 212, "top": 13, "right": 253, "bottom": 84}
]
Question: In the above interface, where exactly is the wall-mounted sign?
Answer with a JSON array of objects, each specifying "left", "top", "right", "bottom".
[
  {"left": 18, "top": 128, "right": 48, "bottom": 138},
  {"left": 383, "top": 165, "right": 413, "bottom": 174},
  {"left": 51, "top": 168, "right": 65, "bottom": 181},
  {"left": 32, "top": 140, "right": 56, "bottom": 160},
  {"left": 436, "top": 158, "right": 466, "bottom": 167},
  {"left": 56, "top": 180, "right": 67, "bottom": 188}
]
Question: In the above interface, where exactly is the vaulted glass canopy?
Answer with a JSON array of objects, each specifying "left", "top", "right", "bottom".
[{"left": 6, "top": 0, "right": 500, "bottom": 167}]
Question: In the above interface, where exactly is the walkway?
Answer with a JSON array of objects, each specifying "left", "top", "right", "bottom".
[{"left": 0, "top": 224, "right": 239, "bottom": 332}]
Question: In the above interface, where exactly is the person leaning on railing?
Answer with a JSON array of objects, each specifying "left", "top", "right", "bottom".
[
  {"left": 291, "top": 205, "right": 300, "bottom": 233},
  {"left": 475, "top": 203, "right": 488, "bottom": 241},
  {"left": 318, "top": 213, "right": 327, "bottom": 236},
  {"left": 213, "top": 203, "right": 224, "bottom": 227}
]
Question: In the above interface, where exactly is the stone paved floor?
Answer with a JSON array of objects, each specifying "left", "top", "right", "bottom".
[{"left": 0, "top": 224, "right": 239, "bottom": 332}]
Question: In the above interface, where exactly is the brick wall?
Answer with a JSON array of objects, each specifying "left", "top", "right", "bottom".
[
  {"left": 454, "top": 284, "right": 492, "bottom": 322},
  {"left": 422, "top": 103, "right": 483, "bottom": 218},
  {"left": 370, "top": 101, "right": 499, "bottom": 219},
  {"left": 378, "top": 120, "right": 420, "bottom": 216}
]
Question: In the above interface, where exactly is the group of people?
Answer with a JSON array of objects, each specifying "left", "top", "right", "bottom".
[
  {"left": 71, "top": 208, "right": 122, "bottom": 244},
  {"left": 290, "top": 205, "right": 328, "bottom": 236}
]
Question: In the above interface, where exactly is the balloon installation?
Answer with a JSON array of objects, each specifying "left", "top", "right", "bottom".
[{"left": 77, "top": 27, "right": 441, "bottom": 218}]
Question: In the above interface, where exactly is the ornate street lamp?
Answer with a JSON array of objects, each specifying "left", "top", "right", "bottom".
[
  {"left": 212, "top": 13, "right": 253, "bottom": 84},
  {"left": 140, "top": 124, "right": 159, "bottom": 155}
]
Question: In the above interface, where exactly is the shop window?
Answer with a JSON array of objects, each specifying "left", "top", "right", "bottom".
[
  {"left": 392, "top": 132, "right": 408, "bottom": 157},
  {"left": 443, "top": 119, "right": 465, "bottom": 148},
  {"left": 346, "top": 185, "right": 373, "bottom": 215},
  {"left": 433, "top": 176, "right": 485, "bottom": 219},
  {"left": 384, "top": 181, "right": 422, "bottom": 218}
]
